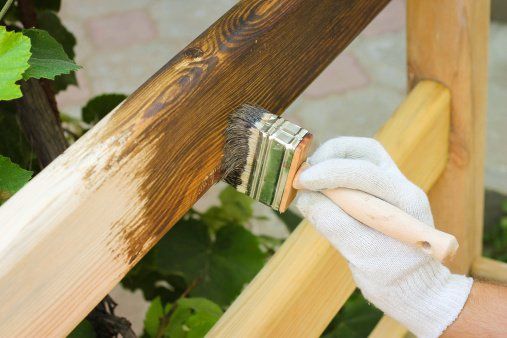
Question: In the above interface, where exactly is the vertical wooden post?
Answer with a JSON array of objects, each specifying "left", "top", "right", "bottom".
[{"left": 407, "top": 0, "right": 489, "bottom": 273}]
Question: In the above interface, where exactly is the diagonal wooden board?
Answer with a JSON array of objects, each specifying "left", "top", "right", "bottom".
[{"left": 0, "top": 0, "right": 391, "bottom": 336}]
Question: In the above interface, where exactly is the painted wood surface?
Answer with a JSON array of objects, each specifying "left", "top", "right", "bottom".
[
  {"left": 207, "top": 81, "right": 450, "bottom": 337},
  {"left": 407, "top": 0, "right": 490, "bottom": 273},
  {"left": 0, "top": 0, "right": 392, "bottom": 335}
]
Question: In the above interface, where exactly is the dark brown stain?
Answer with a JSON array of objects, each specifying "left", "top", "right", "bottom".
[{"left": 92, "top": 0, "right": 390, "bottom": 268}]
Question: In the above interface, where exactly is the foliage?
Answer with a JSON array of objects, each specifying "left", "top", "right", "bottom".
[
  {"left": 0, "top": 155, "right": 32, "bottom": 204},
  {"left": 483, "top": 199, "right": 507, "bottom": 262},
  {"left": 122, "top": 187, "right": 281, "bottom": 336},
  {"left": 21, "top": 28, "right": 80, "bottom": 80},
  {"left": 144, "top": 297, "right": 222, "bottom": 338},
  {"left": 0, "top": 26, "right": 31, "bottom": 100},
  {"left": 322, "top": 291, "right": 382, "bottom": 338},
  {"left": 67, "top": 320, "right": 96, "bottom": 338},
  {"left": 81, "top": 94, "right": 127, "bottom": 124}
]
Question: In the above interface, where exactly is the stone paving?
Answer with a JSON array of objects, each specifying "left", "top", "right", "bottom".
[{"left": 55, "top": 0, "right": 507, "bottom": 333}]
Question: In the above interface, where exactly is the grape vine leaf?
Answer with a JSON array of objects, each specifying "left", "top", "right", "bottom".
[
  {"left": 36, "top": 11, "right": 79, "bottom": 92},
  {"left": 37, "top": 10, "right": 76, "bottom": 59},
  {"left": 22, "top": 29, "right": 80, "bottom": 80},
  {"left": 144, "top": 297, "right": 170, "bottom": 337},
  {"left": 274, "top": 207, "right": 302, "bottom": 232},
  {"left": 67, "top": 319, "right": 96, "bottom": 338},
  {"left": 144, "top": 297, "right": 222, "bottom": 338},
  {"left": 81, "top": 94, "right": 127, "bottom": 124},
  {"left": 155, "top": 220, "right": 267, "bottom": 307},
  {"left": 201, "top": 186, "right": 254, "bottom": 230},
  {"left": 322, "top": 291, "right": 382, "bottom": 338},
  {"left": 0, "top": 155, "right": 32, "bottom": 204},
  {"left": 0, "top": 27, "right": 31, "bottom": 101}
]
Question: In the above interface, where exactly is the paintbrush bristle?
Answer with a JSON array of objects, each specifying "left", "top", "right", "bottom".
[{"left": 221, "top": 104, "right": 274, "bottom": 192}]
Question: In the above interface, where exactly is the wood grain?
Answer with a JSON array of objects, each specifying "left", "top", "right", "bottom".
[
  {"left": 0, "top": 0, "right": 391, "bottom": 336},
  {"left": 407, "top": 0, "right": 490, "bottom": 273},
  {"left": 471, "top": 256, "right": 507, "bottom": 285},
  {"left": 207, "top": 81, "right": 450, "bottom": 337},
  {"left": 369, "top": 316, "right": 407, "bottom": 338}
]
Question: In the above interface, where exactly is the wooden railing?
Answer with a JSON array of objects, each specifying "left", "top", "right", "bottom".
[{"left": 0, "top": 0, "right": 498, "bottom": 337}]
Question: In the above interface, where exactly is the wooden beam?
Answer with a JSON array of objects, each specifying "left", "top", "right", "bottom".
[
  {"left": 369, "top": 316, "right": 407, "bottom": 338},
  {"left": 208, "top": 81, "right": 450, "bottom": 337},
  {"left": 471, "top": 257, "right": 507, "bottom": 285},
  {"left": 0, "top": 1, "right": 392, "bottom": 336},
  {"left": 407, "top": 0, "right": 490, "bottom": 273}
]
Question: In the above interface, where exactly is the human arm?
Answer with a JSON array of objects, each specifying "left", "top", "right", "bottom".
[{"left": 443, "top": 281, "right": 507, "bottom": 337}]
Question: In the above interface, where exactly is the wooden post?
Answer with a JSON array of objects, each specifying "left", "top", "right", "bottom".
[
  {"left": 407, "top": 0, "right": 490, "bottom": 273},
  {"left": 208, "top": 81, "right": 451, "bottom": 337},
  {"left": 0, "top": 0, "right": 391, "bottom": 336}
]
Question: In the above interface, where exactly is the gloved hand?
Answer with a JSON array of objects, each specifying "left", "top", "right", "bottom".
[{"left": 296, "top": 137, "right": 472, "bottom": 338}]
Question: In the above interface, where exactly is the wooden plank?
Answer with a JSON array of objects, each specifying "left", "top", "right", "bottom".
[
  {"left": 207, "top": 80, "right": 450, "bottom": 337},
  {"left": 471, "top": 257, "right": 507, "bottom": 285},
  {"left": 0, "top": 1, "right": 392, "bottom": 336},
  {"left": 407, "top": 0, "right": 490, "bottom": 273},
  {"left": 369, "top": 316, "right": 407, "bottom": 338}
]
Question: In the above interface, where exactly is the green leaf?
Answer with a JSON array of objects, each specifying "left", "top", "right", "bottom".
[
  {"left": 193, "top": 225, "right": 266, "bottom": 306},
  {"left": 0, "top": 155, "right": 32, "bottom": 204},
  {"left": 53, "top": 71, "right": 78, "bottom": 92},
  {"left": 201, "top": 187, "right": 254, "bottom": 230},
  {"left": 22, "top": 28, "right": 80, "bottom": 80},
  {"left": 155, "top": 220, "right": 266, "bottom": 307},
  {"left": 144, "top": 297, "right": 170, "bottom": 337},
  {"left": 67, "top": 320, "right": 96, "bottom": 338},
  {"left": 175, "top": 298, "right": 222, "bottom": 338},
  {"left": 37, "top": 10, "right": 76, "bottom": 59},
  {"left": 155, "top": 218, "right": 211, "bottom": 282},
  {"left": 275, "top": 208, "right": 303, "bottom": 232},
  {"left": 0, "top": 26, "right": 31, "bottom": 101},
  {"left": 81, "top": 94, "right": 127, "bottom": 124},
  {"left": 122, "top": 247, "right": 188, "bottom": 303},
  {"left": 146, "top": 297, "right": 223, "bottom": 338},
  {"left": 35, "top": 0, "right": 61, "bottom": 12},
  {"left": 322, "top": 291, "right": 382, "bottom": 338},
  {"left": 218, "top": 186, "right": 254, "bottom": 223}
]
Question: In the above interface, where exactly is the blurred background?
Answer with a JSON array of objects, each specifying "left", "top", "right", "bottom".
[{"left": 50, "top": 0, "right": 507, "bottom": 334}]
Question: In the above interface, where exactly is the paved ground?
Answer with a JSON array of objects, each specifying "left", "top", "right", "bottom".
[{"left": 56, "top": 0, "right": 507, "bottom": 333}]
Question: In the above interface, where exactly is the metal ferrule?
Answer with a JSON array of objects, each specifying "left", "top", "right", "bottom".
[{"left": 246, "top": 116, "right": 309, "bottom": 211}]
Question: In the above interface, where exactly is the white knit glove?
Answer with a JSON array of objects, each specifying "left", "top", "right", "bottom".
[{"left": 296, "top": 137, "right": 472, "bottom": 338}]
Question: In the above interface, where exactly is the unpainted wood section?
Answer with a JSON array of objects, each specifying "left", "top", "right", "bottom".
[
  {"left": 407, "top": 0, "right": 490, "bottom": 273},
  {"left": 0, "top": 0, "right": 392, "bottom": 336},
  {"left": 369, "top": 316, "right": 407, "bottom": 338},
  {"left": 207, "top": 81, "right": 451, "bottom": 337},
  {"left": 471, "top": 257, "right": 507, "bottom": 285}
]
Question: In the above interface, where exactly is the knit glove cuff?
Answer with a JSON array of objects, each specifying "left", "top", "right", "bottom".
[{"left": 354, "top": 261, "right": 472, "bottom": 337}]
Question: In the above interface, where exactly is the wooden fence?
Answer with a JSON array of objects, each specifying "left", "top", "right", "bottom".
[{"left": 0, "top": 0, "right": 503, "bottom": 337}]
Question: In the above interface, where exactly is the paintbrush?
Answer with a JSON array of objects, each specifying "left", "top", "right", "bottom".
[{"left": 221, "top": 104, "right": 458, "bottom": 261}]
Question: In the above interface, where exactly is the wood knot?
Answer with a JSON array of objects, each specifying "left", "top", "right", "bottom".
[{"left": 184, "top": 47, "right": 204, "bottom": 59}]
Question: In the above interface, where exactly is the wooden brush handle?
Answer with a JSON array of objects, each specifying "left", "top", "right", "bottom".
[
  {"left": 294, "top": 167, "right": 458, "bottom": 262},
  {"left": 321, "top": 188, "right": 458, "bottom": 261}
]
